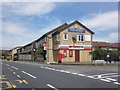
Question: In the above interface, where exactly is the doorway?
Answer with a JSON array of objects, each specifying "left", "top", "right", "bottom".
[{"left": 75, "top": 50, "right": 80, "bottom": 62}]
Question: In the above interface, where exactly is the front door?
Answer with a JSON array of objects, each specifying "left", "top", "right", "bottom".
[{"left": 75, "top": 50, "right": 80, "bottom": 62}]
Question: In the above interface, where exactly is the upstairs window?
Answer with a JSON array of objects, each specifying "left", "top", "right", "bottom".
[
  {"left": 63, "top": 33, "right": 68, "bottom": 40},
  {"left": 77, "top": 34, "right": 84, "bottom": 42}
]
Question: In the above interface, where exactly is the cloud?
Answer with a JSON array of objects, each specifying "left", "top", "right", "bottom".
[
  {"left": 94, "top": 32, "right": 118, "bottom": 42},
  {"left": 81, "top": 11, "right": 118, "bottom": 31},
  {"left": 2, "top": 17, "right": 62, "bottom": 49},
  {"left": 3, "top": 2, "right": 56, "bottom": 16}
]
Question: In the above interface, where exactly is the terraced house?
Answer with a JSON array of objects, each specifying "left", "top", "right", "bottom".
[{"left": 17, "top": 20, "right": 95, "bottom": 63}]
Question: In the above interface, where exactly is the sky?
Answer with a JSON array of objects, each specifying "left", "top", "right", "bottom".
[{"left": 1, "top": 1, "right": 119, "bottom": 50}]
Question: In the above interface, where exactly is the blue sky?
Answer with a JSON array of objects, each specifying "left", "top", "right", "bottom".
[{"left": 1, "top": 1, "right": 118, "bottom": 49}]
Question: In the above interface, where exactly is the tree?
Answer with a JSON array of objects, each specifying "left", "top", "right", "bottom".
[{"left": 36, "top": 44, "right": 46, "bottom": 60}]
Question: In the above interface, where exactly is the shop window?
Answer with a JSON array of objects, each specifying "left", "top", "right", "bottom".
[
  {"left": 77, "top": 35, "right": 84, "bottom": 42},
  {"left": 63, "top": 50, "right": 67, "bottom": 57},
  {"left": 69, "top": 50, "right": 73, "bottom": 57},
  {"left": 63, "top": 33, "right": 68, "bottom": 40}
]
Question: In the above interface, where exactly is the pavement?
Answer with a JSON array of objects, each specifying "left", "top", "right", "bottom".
[{"left": 0, "top": 59, "right": 120, "bottom": 90}]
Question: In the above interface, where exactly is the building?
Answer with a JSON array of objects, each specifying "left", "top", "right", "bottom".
[
  {"left": 17, "top": 41, "right": 36, "bottom": 61},
  {"left": 18, "top": 20, "right": 95, "bottom": 63},
  {"left": 92, "top": 41, "right": 119, "bottom": 51},
  {"left": 8, "top": 46, "right": 21, "bottom": 60},
  {"left": 0, "top": 50, "right": 9, "bottom": 59}
]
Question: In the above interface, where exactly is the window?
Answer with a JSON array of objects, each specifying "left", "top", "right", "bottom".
[
  {"left": 77, "top": 35, "right": 84, "bottom": 42},
  {"left": 69, "top": 50, "right": 73, "bottom": 57},
  {"left": 63, "top": 33, "right": 68, "bottom": 40},
  {"left": 63, "top": 50, "right": 67, "bottom": 57}
]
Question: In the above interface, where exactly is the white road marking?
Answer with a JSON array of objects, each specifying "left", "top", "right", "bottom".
[
  {"left": 22, "top": 71, "right": 36, "bottom": 79},
  {"left": 10, "top": 69, "right": 13, "bottom": 72},
  {"left": 71, "top": 73, "right": 77, "bottom": 75},
  {"left": 8, "top": 68, "right": 10, "bottom": 70},
  {"left": 64, "top": 71, "right": 70, "bottom": 74},
  {"left": 78, "top": 74, "right": 85, "bottom": 76},
  {"left": 87, "top": 76, "right": 96, "bottom": 79},
  {"left": 59, "top": 70, "right": 65, "bottom": 72},
  {"left": 47, "top": 84, "right": 58, "bottom": 90},
  {"left": 100, "top": 79, "right": 111, "bottom": 82},
  {"left": 13, "top": 72, "right": 16, "bottom": 75},
  {"left": 6, "top": 64, "right": 9, "bottom": 66},
  {"left": 91, "top": 73, "right": 118, "bottom": 76},
  {"left": 51, "top": 68, "right": 55, "bottom": 70},
  {"left": 17, "top": 75, "right": 21, "bottom": 78},
  {"left": 40, "top": 66, "right": 44, "bottom": 68},
  {"left": 100, "top": 75, "right": 120, "bottom": 79},
  {"left": 106, "top": 78, "right": 117, "bottom": 81},
  {"left": 114, "top": 82, "right": 120, "bottom": 85},
  {"left": 11, "top": 66, "right": 18, "bottom": 70}
]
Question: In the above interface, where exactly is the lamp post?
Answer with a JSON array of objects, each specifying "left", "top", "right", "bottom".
[{"left": 33, "top": 48, "right": 36, "bottom": 61}]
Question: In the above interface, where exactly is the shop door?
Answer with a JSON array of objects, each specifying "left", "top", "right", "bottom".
[{"left": 75, "top": 50, "right": 80, "bottom": 62}]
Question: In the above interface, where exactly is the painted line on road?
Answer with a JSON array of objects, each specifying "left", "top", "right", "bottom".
[
  {"left": 47, "top": 84, "right": 58, "bottom": 90},
  {"left": 22, "top": 71, "right": 36, "bottom": 79},
  {"left": 64, "top": 71, "right": 71, "bottom": 74},
  {"left": 17, "top": 75, "right": 21, "bottom": 78},
  {"left": 11, "top": 66, "right": 18, "bottom": 70},
  {"left": 78, "top": 74, "right": 86, "bottom": 77},
  {"left": 22, "top": 80, "right": 28, "bottom": 84},
  {"left": 8, "top": 68, "right": 10, "bottom": 70},
  {"left": 113, "top": 82, "right": 120, "bottom": 85},
  {"left": 10, "top": 69, "right": 13, "bottom": 72},
  {"left": 106, "top": 78, "right": 117, "bottom": 81},
  {"left": 13, "top": 72, "right": 16, "bottom": 74},
  {"left": 6, "top": 64, "right": 9, "bottom": 66},
  {"left": 91, "top": 73, "right": 118, "bottom": 76},
  {"left": 100, "top": 79, "right": 111, "bottom": 82},
  {"left": 71, "top": 73, "right": 77, "bottom": 75}
]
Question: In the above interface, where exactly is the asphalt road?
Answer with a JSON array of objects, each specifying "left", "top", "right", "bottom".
[{"left": 1, "top": 60, "right": 119, "bottom": 90}]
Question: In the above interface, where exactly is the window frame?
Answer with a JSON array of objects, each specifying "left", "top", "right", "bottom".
[
  {"left": 77, "top": 34, "right": 85, "bottom": 42},
  {"left": 63, "top": 33, "right": 68, "bottom": 40}
]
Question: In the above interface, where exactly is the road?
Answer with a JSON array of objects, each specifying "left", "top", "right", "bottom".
[{"left": 0, "top": 59, "right": 119, "bottom": 90}]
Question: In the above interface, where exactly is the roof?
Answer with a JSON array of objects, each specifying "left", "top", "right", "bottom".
[
  {"left": 17, "top": 20, "right": 95, "bottom": 49},
  {"left": 92, "top": 41, "right": 119, "bottom": 48},
  {"left": 53, "top": 20, "right": 95, "bottom": 35},
  {"left": 36, "top": 23, "right": 68, "bottom": 42}
]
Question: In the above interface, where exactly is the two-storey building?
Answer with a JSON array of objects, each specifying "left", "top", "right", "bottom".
[{"left": 18, "top": 20, "right": 95, "bottom": 63}]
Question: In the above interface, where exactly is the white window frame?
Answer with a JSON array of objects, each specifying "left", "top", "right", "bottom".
[
  {"left": 63, "top": 33, "right": 68, "bottom": 40},
  {"left": 77, "top": 34, "right": 84, "bottom": 42}
]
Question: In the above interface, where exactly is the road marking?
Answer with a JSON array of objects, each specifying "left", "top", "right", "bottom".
[
  {"left": 15, "top": 80, "right": 23, "bottom": 84},
  {"left": 8, "top": 68, "right": 10, "bottom": 70},
  {"left": 51, "top": 68, "right": 55, "bottom": 70},
  {"left": 6, "top": 64, "right": 9, "bottom": 66},
  {"left": 59, "top": 70, "right": 65, "bottom": 72},
  {"left": 78, "top": 74, "right": 85, "bottom": 76},
  {"left": 13, "top": 72, "right": 16, "bottom": 74},
  {"left": 22, "top": 80, "right": 28, "bottom": 84},
  {"left": 64, "top": 71, "right": 70, "bottom": 73},
  {"left": 106, "top": 78, "right": 117, "bottom": 81},
  {"left": 11, "top": 66, "right": 18, "bottom": 70},
  {"left": 47, "top": 84, "right": 58, "bottom": 90},
  {"left": 100, "top": 75, "right": 120, "bottom": 79},
  {"left": 40, "top": 66, "right": 44, "bottom": 68},
  {"left": 22, "top": 71, "right": 36, "bottom": 79},
  {"left": 10, "top": 69, "right": 13, "bottom": 72},
  {"left": 100, "top": 79, "right": 111, "bottom": 82},
  {"left": 114, "top": 82, "right": 120, "bottom": 85},
  {"left": 17, "top": 75, "right": 21, "bottom": 78},
  {"left": 71, "top": 73, "right": 77, "bottom": 75},
  {"left": 91, "top": 73, "right": 118, "bottom": 76},
  {"left": 87, "top": 76, "right": 97, "bottom": 79}
]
